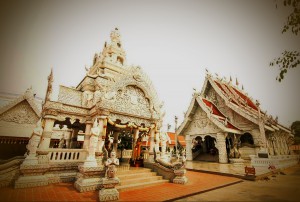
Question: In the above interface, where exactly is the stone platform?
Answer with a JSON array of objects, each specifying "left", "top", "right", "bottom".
[{"left": 0, "top": 170, "right": 242, "bottom": 201}]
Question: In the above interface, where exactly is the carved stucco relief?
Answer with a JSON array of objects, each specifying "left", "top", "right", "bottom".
[
  {"left": 58, "top": 86, "right": 82, "bottom": 106},
  {"left": 185, "top": 107, "right": 221, "bottom": 135},
  {"left": 0, "top": 100, "right": 39, "bottom": 124},
  {"left": 108, "top": 113, "right": 151, "bottom": 126},
  {"left": 99, "top": 85, "right": 152, "bottom": 119}
]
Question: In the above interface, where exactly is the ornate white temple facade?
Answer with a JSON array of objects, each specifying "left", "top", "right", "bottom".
[
  {"left": 9, "top": 28, "right": 166, "bottom": 191},
  {"left": 177, "top": 73, "right": 296, "bottom": 166}
]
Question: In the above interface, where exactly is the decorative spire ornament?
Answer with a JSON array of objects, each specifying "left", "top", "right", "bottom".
[{"left": 45, "top": 68, "right": 53, "bottom": 102}]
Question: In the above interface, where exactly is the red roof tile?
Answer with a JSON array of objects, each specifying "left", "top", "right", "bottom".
[
  {"left": 213, "top": 79, "right": 258, "bottom": 112},
  {"left": 167, "top": 132, "right": 186, "bottom": 146},
  {"left": 202, "top": 98, "right": 239, "bottom": 130}
]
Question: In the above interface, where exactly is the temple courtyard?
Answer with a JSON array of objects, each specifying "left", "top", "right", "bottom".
[{"left": 0, "top": 162, "right": 299, "bottom": 202}]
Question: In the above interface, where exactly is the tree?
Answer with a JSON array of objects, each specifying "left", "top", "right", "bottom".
[
  {"left": 291, "top": 120, "right": 300, "bottom": 143},
  {"left": 270, "top": 0, "right": 300, "bottom": 82}
]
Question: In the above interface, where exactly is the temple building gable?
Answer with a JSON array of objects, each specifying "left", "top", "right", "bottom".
[
  {"left": 183, "top": 105, "right": 222, "bottom": 135},
  {"left": 0, "top": 100, "right": 39, "bottom": 125}
]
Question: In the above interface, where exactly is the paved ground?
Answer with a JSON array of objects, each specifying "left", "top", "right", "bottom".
[
  {"left": 1, "top": 163, "right": 299, "bottom": 201},
  {"left": 0, "top": 171, "right": 241, "bottom": 202},
  {"left": 176, "top": 164, "right": 300, "bottom": 202},
  {"left": 185, "top": 160, "right": 272, "bottom": 177}
]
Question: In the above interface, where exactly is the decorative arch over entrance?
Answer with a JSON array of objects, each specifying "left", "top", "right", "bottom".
[
  {"left": 239, "top": 132, "right": 256, "bottom": 160},
  {"left": 240, "top": 132, "right": 254, "bottom": 147},
  {"left": 191, "top": 134, "right": 219, "bottom": 162}
]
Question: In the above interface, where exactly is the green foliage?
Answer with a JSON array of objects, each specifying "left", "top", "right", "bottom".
[
  {"left": 117, "top": 132, "right": 133, "bottom": 150},
  {"left": 294, "top": 136, "right": 300, "bottom": 144},
  {"left": 270, "top": 51, "right": 300, "bottom": 82},
  {"left": 291, "top": 120, "right": 300, "bottom": 137},
  {"left": 270, "top": 0, "right": 300, "bottom": 82},
  {"left": 281, "top": 0, "right": 300, "bottom": 35}
]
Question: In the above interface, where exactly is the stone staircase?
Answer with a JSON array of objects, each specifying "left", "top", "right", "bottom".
[{"left": 116, "top": 167, "right": 169, "bottom": 191}]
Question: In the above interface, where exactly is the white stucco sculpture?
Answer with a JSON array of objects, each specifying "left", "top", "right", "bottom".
[{"left": 105, "top": 151, "right": 119, "bottom": 179}]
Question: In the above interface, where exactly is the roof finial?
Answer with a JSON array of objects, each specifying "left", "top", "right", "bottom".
[
  {"left": 235, "top": 77, "right": 239, "bottom": 86},
  {"left": 242, "top": 85, "right": 244, "bottom": 90},
  {"left": 110, "top": 27, "right": 121, "bottom": 43},
  {"left": 229, "top": 76, "right": 232, "bottom": 84}
]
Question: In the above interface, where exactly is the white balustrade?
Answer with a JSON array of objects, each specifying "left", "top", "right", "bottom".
[
  {"left": 250, "top": 154, "right": 299, "bottom": 169},
  {"left": 47, "top": 148, "right": 88, "bottom": 163},
  {"left": 122, "top": 149, "right": 132, "bottom": 158},
  {"left": 142, "top": 151, "right": 149, "bottom": 160}
]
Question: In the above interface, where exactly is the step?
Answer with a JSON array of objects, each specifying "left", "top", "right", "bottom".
[
  {"left": 116, "top": 179, "right": 169, "bottom": 192},
  {"left": 118, "top": 172, "right": 157, "bottom": 180},
  {"left": 117, "top": 167, "right": 152, "bottom": 175},
  {"left": 118, "top": 175, "right": 163, "bottom": 185}
]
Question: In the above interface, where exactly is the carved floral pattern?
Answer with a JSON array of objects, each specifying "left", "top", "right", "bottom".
[
  {"left": 0, "top": 101, "right": 39, "bottom": 124},
  {"left": 108, "top": 113, "right": 151, "bottom": 126},
  {"left": 58, "top": 86, "right": 82, "bottom": 106}
]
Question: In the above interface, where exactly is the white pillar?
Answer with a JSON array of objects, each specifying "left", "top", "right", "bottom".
[
  {"left": 83, "top": 119, "right": 93, "bottom": 149},
  {"left": 185, "top": 135, "right": 193, "bottom": 160},
  {"left": 149, "top": 127, "right": 155, "bottom": 153},
  {"left": 39, "top": 117, "right": 55, "bottom": 150},
  {"left": 96, "top": 117, "right": 105, "bottom": 153},
  {"left": 217, "top": 133, "right": 228, "bottom": 163}
]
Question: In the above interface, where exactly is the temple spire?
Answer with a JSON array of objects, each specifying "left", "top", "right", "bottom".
[
  {"left": 45, "top": 68, "right": 53, "bottom": 102},
  {"left": 110, "top": 27, "right": 121, "bottom": 43}
]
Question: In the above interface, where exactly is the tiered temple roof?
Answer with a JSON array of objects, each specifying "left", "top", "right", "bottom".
[{"left": 177, "top": 72, "right": 291, "bottom": 135}]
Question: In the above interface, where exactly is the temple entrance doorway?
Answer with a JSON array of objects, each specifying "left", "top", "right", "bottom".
[
  {"left": 192, "top": 135, "right": 219, "bottom": 162},
  {"left": 105, "top": 120, "right": 150, "bottom": 167}
]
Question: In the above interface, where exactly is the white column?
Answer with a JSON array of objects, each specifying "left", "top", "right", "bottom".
[
  {"left": 217, "top": 133, "right": 228, "bottom": 163},
  {"left": 83, "top": 120, "right": 93, "bottom": 149},
  {"left": 185, "top": 135, "right": 193, "bottom": 160},
  {"left": 39, "top": 117, "right": 55, "bottom": 150},
  {"left": 96, "top": 117, "right": 105, "bottom": 153},
  {"left": 149, "top": 127, "right": 155, "bottom": 153}
]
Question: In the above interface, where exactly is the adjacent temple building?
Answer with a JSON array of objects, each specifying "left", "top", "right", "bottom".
[{"left": 177, "top": 72, "right": 296, "bottom": 166}]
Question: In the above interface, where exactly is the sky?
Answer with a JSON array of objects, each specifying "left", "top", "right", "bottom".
[{"left": 0, "top": 0, "right": 299, "bottom": 131}]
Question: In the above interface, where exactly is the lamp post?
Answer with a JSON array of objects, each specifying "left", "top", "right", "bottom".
[{"left": 175, "top": 116, "right": 178, "bottom": 155}]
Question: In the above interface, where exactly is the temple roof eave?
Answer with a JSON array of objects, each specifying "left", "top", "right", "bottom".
[
  {"left": 177, "top": 95, "right": 243, "bottom": 135},
  {"left": 205, "top": 76, "right": 260, "bottom": 125}
]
